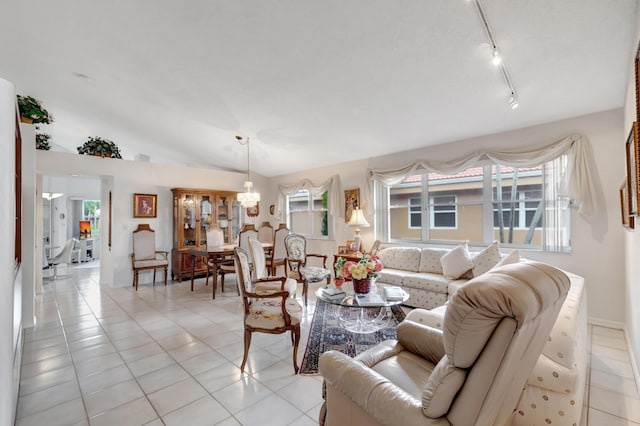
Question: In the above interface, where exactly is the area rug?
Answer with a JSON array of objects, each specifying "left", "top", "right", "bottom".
[{"left": 299, "top": 299, "right": 406, "bottom": 375}]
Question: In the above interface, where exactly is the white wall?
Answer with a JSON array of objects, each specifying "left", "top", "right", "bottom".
[
  {"left": 36, "top": 151, "right": 269, "bottom": 287},
  {"left": 623, "top": 0, "right": 640, "bottom": 390},
  {"left": 0, "top": 78, "right": 19, "bottom": 426},
  {"left": 271, "top": 108, "right": 626, "bottom": 324}
]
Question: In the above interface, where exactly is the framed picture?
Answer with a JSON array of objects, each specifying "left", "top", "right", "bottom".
[
  {"left": 133, "top": 193, "right": 157, "bottom": 218},
  {"left": 269, "top": 204, "right": 275, "bottom": 215},
  {"left": 338, "top": 245, "right": 349, "bottom": 255},
  {"left": 344, "top": 188, "right": 360, "bottom": 222},
  {"left": 625, "top": 123, "right": 639, "bottom": 215},
  {"left": 346, "top": 239, "right": 358, "bottom": 253},
  {"left": 635, "top": 42, "right": 640, "bottom": 124},
  {"left": 246, "top": 202, "right": 259, "bottom": 217},
  {"left": 620, "top": 180, "right": 635, "bottom": 229}
]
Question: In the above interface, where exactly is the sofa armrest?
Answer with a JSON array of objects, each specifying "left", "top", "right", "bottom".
[{"left": 319, "top": 350, "right": 428, "bottom": 426}]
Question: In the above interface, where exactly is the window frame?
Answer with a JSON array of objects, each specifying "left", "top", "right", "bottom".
[
  {"left": 285, "top": 189, "right": 331, "bottom": 239},
  {"left": 429, "top": 194, "right": 458, "bottom": 230}
]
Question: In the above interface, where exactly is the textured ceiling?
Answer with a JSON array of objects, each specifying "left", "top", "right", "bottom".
[{"left": 0, "top": 0, "right": 636, "bottom": 176}]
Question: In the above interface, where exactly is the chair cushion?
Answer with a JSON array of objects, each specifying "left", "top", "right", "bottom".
[
  {"left": 422, "top": 355, "right": 467, "bottom": 418},
  {"left": 370, "top": 351, "right": 436, "bottom": 401},
  {"left": 440, "top": 242, "right": 473, "bottom": 279},
  {"left": 256, "top": 278, "right": 297, "bottom": 297},
  {"left": 245, "top": 298, "right": 302, "bottom": 329},
  {"left": 300, "top": 266, "right": 331, "bottom": 282},
  {"left": 134, "top": 259, "right": 168, "bottom": 268},
  {"left": 471, "top": 241, "right": 502, "bottom": 277}
]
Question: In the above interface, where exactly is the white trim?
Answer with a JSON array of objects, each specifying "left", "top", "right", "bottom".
[
  {"left": 624, "top": 326, "right": 640, "bottom": 399},
  {"left": 588, "top": 316, "right": 624, "bottom": 329}
]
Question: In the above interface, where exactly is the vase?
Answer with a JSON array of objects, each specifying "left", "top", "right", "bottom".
[
  {"left": 20, "top": 115, "right": 33, "bottom": 124},
  {"left": 352, "top": 278, "right": 372, "bottom": 294}
]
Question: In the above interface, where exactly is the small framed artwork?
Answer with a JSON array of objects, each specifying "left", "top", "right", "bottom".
[
  {"left": 346, "top": 240, "right": 358, "bottom": 253},
  {"left": 269, "top": 204, "right": 275, "bottom": 215},
  {"left": 620, "top": 180, "right": 635, "bottom": 229},
  {"left": 133, "top": 193, "right": 157, "bottom": 218},
  {"left": 625, "top": 123, "right": 639, "bottom": 215},
  {"left": 246, "top": 202, "right": 259, "bottom": 217},
  {"left": 344, "top": 188, "right": 360, "bottom": 222},
  {"left": 338, "top": 245, "right": 349, "bottom": 255}
]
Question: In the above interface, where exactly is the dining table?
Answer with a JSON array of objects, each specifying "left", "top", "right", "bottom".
[{"left": 188, "top": 242, "right": 273, "bottom": 299}]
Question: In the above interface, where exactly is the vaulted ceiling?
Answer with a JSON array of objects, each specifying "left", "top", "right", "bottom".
[{"left": 1, "top": 1, "right": 636, "bottom": 176}]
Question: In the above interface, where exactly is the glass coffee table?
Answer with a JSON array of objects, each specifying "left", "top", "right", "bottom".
[{"left": 315, "top": 282, "right": 409, "bottom": 334}]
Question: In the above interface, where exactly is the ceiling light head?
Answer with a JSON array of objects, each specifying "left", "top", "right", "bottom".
[
  {"left": 491, "top": 48, "right": 502, "bottom": 66},
  {"left": 509, "top": 94, "right": 519, "bottom": 109}
]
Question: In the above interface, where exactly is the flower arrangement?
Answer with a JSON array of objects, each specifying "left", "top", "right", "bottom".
[
  {"left": 336, "top": 253, "right": 383, "bottom": 280},
  {"left": 17, "top": 95, "right": 54, "bottom": 124},
  {"left": 77, "top": 136, "right": 122, "bottom": 159},
  {"left": 36, "top": 133, "right": 51, "bottom": 150}
]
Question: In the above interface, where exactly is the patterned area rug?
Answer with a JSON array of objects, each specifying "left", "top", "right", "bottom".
[{"left": 299, "top": 299, "right": 406, "bottom": 375}]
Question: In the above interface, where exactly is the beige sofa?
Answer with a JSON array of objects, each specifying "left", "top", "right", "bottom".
[
  {"left": 319, "top": 261, "right": 571, "bottom": 426},
  {"left": 385, "top": 269, "right": 587, "bottom": 426}
]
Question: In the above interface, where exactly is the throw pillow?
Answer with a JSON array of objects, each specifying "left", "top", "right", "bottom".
[
  {"left": 492, "top": 250, "right": 520, "bottom": 269},
  {"left": 471, "top": 241, "right": 502, "bottom": 277},
  {"left": 440, "top": 243, "right": 473, "bottom": 279}
]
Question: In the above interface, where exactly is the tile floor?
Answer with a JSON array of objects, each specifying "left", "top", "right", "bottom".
[{"left": 15, "top": 264, "right": 640, "bottom": 425}]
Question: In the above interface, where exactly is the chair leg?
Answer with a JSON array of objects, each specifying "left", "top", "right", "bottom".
[
  {"left": 303, "top": 281, "right": 308, "bottom": 307},
  {"left": 153, "top": 269, "right": 156, "bottom": 286},
  {"left": 135, "top": 271, "right": 139, "bottom": 291},
  {"left": 164, "top": 266, "right": 168, "bottom": 286},
  {"left": 221, "top": 273, "right": 225, "bottom": 293},
  {"left": 132, "top": 270, "right": 136, "bottom": 287},
  {"left": 292, "top": 326, "right": 300, "bottom": 374},
  {"left": 241, "top": 329, "right": 252, "bottom": 373}
]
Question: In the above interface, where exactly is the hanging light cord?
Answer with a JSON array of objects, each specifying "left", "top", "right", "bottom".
[{"left": 236, "top": 135, "right": 251, "bottom": 180}]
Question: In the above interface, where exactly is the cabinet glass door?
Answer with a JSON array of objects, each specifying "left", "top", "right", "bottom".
[
  {"left": 183, "top": 195, "right": 197, "bottom": 246},
  {"left": 200, "top": 195, "right": 213, "bottom": 246},
  {"left": 217, "top": 196, "right": 230, "bottom": 243}
]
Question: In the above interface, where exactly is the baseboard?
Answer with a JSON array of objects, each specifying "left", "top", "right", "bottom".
[
  {"left": 588, "top": 316, "right": 625, "bottom": 330},
  {"left": 624, "top": 326, "right": 640, "bottom": 398}
]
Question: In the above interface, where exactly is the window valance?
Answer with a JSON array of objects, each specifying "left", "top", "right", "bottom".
[
  {"left": 277, "top": 174, "right": 343, "bottom": 219},
  {"left": 366, "top": 134, "right": 605, "bottom": 225}
]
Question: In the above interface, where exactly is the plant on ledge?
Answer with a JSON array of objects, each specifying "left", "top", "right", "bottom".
[
  {"left": 77, "top": 136, "right": 122, "bottom": 159},
  {"left": 17, "top": 95, "right": 54, "bottom": 124},
  {"left": 36, "top": 133, "right": 51, "bottom": 150}
]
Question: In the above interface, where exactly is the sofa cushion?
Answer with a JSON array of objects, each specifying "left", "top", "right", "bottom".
[
  {"left": 400, "top": 271, "right": 450, "bottom": 294},
  {"left": 440, "top": 243, "right": 473, "bottom": 279},
  {"left": 375, "top": 269, "right": 406, "bottom": 286},
  {"left": 377, "top": 247, "right": 422, "bottom": 272},
  {"left": 471, "top": 241, "right": 502, "bottom": 277},
  {"left": 493, "top": 250, "right": 520, "bottom": 269},
  {"left": 419, "top": 248, "right": 450, "bottom": 274}
]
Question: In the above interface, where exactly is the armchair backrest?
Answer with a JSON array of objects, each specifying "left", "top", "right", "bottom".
[
  {"left": 248, "top": 237, "right": 267, "bottom": 279},
  {"left": 426, "top": 261, "right": 570, "bottom": 425},
  {"left": 284, "top": 233, "right": 306, "bottom": 263},
  {"left": 257, "top": 222, "right": 274, "bottom": 244},
  {"left": 233, "top": 247, "right": 252, "bottom": 313},
  {"left": 206, "top": 227, "right": 225, "bottom": 247},
  {"left": 132, "top": 224, "right": 156, "bottom": 260},
  {"left": 272, "top": 225, "right": 289, "bottom": 260},
  {"left": 239, "top": 226, "right": 258, "bottom": 253}
]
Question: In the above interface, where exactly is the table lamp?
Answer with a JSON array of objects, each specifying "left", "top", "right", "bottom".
[{"left": 347, "top": 208, "right": 370, "bottom": 252}]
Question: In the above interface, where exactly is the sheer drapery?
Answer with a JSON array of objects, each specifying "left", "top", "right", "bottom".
[
  {"left": 366, "top": 134, "right": 605, "bottom": 225},
  {"left": 276, "top": 174, "right": 343, "bottom": 219}
]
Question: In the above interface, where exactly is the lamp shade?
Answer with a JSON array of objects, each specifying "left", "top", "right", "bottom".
[{"left": 348, "top": 208, "right": 370, "bottom": 227}]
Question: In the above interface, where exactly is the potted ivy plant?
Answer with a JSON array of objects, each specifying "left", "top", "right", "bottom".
[
  {"left": 17, "top": 95, "right": 54, "bottom": 124},
  {"left": 77, "top": 136, "right": 122, "bottom": 159},
  {"left": 36, "top": 133, "right": 51, "bottom": 151}
]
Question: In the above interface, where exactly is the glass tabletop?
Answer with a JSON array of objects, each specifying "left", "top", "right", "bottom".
[{"left": 315, "top": 282, "right": 409, "bottom": 308}]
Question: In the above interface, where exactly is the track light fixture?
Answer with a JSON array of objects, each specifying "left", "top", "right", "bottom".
[{"left": 471, "top": 0, "right": 519, "bottom": 109}]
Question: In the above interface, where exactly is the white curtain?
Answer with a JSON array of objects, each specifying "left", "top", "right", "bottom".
[
  {"left": 365, "top": 134, "right": 605, "bottom": 225},
  {"left": 276, "top": 174, "right": 343, "bottom": 220}
]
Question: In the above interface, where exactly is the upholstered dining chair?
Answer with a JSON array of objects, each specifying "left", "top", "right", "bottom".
[
  {"left": 205, "top": 227, "right": 236, "bottom": 293},
  {"left": 47, "top": 238, "right": 76, "bottom": 280},
  {"left": 239, "top": 224, "right": 258, "bottom": 254},
  {"left": 284, "top": 233, "right": 331, "bottom": 306},
  {"left": 233, "top": 247, "right": 302, "bottom": 374},
  {"left": 257, "top": 221, "right": 274, "bottom": 244},
  {"left": 269, "top": 224, "right": 289, "bottom": 275},
  {"left": 248, "top": 237, "right": 297, "bottom": 297},
  {"left": 130, "top": 224, "right": 169, "bottom": 290}
]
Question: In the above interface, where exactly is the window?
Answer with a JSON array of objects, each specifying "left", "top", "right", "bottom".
[
  {"left": 83, "top": 200, "right": 101, "bottom": 236},
  {"left": 286, "top": 190, "right": 328, "bottom": 237},
  {"left": 383, "top": 158, "right": 570, "bottom": 251},
  {"left": 430, "top": 195, "right": 457, "bottom": 228}
]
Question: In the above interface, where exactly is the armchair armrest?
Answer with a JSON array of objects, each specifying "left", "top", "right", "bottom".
[
  {"left": 155, "top": 251, "right": 169, "bottom": 260},
  {"left": 396, "top": 321, "right": 445, "bottom": 364},
  {"left": 254, "top": 277, "right": 289, "bottom": 292},
  {"left": 307, "top": 253, "right": 328, "bottom": 268},
  {"left": 319, "top": 351, "right": 426, "bottom": 426}
]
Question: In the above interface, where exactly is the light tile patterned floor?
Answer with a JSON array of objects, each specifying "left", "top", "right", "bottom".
[{"left": 15, "top": 264, "right": 640, "bottom": 425}]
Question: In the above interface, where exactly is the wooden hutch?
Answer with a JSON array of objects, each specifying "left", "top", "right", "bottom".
[{"left": 171, "top": 188, "right": 241, "bottom": 281}]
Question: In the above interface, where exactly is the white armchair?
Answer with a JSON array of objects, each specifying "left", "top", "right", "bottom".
[{"left": 130, "top": 224, "right": 169, "bottom": 290}]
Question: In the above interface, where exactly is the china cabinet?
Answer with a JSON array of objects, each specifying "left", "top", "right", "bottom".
[{"left": 171, "top": 188, "right": 241, "bottom": 281}]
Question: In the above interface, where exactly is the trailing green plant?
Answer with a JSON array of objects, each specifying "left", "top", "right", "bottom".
[
  {"left": 35, "top": 133, "right": 51, "bottom": 150},
  {"left": 77, "top": 136, "right": 122, "bottom": 159},
  {"left": 17, "top": 95, "right": 54, "bottom": 124}
]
